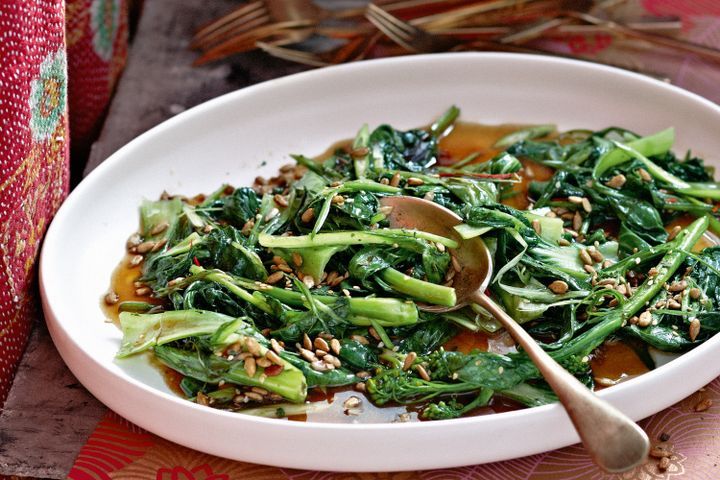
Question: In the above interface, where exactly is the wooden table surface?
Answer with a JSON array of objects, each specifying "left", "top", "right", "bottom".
[{"left": 0, "top": 0, "right": 312, "bottom": 477}]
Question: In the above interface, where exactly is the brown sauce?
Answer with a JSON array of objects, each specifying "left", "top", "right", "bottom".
[
  {"left": 104, "top": 121, "right": 714, "bottom": 422},
  {"left": 102, "top": 255, "right": 163, "bottom": 326},
  {"left": 590, "top": 340, "right": 650, "bottom": 389}
]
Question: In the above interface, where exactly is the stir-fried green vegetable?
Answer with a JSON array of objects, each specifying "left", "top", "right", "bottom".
[{"left": 114, "top": 108, "right": 720, "bottom": 421}]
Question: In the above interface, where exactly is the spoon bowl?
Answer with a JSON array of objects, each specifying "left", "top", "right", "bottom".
[{"left": 380, "top": 195, "right": 650, "bottom": 473}]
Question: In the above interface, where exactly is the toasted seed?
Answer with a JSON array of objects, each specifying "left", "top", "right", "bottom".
[
  {"left": 246, "top": 337, "right": 262, "bottom": 356},
  {"left": 332, "top": 195, "right": 346, "bottom": 206},
  {"left": 128, "top": 254, "right": 144, "bottom": 267},
  {"left": 270, "top": 338, "right": 284, "bottom": 353},
  {"left": 311, "top": 360, "right": 330, "bottom": 372},
  {"left": 322, "top": 272, "right": 337, "bottom": 287},
  {"left": 135, "top": 241, "right": 156, "bottom": 254},
  {"left": 264, "top": 207, "right": 279, "bottom": 221},
  {"left": 323, "top": 354, "right": 341, "bottom": 368},
  {"left": 638, "top": 311, "right": 653, "bottom": 327},
  {"left": 415, "top": 364, "right": 430, "bottom": 381},
  {"left": 300, "top": 348, "right": 317, "bottom": 362},
  {"left": 532, "top": 219, "right": 542, "bottom": 235},
  {"left": 389, "top": 172, "right": 401, "bottom": 187},
  {"left": 244, "top": 357, "right": 257, "bottom": 377},
  {"left": 451, "top": 255, "right": 461, "bottom": 273},
  {"left": 579, "top": 249, "right": 593, "bottom": 266},
  {"left": 241, "top": 219, "right": 254, "bottom": 235},
  {"left": 668, "top": 280, "right": 687, "bottom": 293},
  {"left": 689, "top": 288, "right": 701, "bottom": 300},
  {"left": 351, "top": 335, "right": 369, "bottom": 345},
  {"left": 694, "top": 398, "right": 712, "bottom": 412},
  {"left": 649, "top": 445, "right": 672, "bottom": 458},
  {"left": 368, "top": 327, "right": 381, "bottom": 341},
  {"left": 658, "top": 456, "right": 670, "bottom": 471},
  {"left": 330, "top": 338, "right": 341, "bottom": 355},
  {"left": 356, "top": 370, "right": 371, "bottom": 379},
  {"left": 150, "top": 221, "right": 169, "bottom": 236},
  {"left": 407, "top": 177, "right": 424, "bottom": 186},
  {"left": 104, "top": 291, "right": 119, "bottom": 305},
  {"left": 606, "top": 174, "right": 626, "bottom": 189},
  {"left": 273, "top": 194, "right": 289, "bottom": 208},
  {"left": 588, "top": 249, "right": 604, "bottom": 263},
  {"left": 638, "top": 167, "right": 652, "bottom": 182},
  {"left": 403, "top": 352, "right": 417, "bottom": 371},
  {"left": 245, "top": 391, "right": 264, "bottom": 402},
  {"left": 303, "top": 333, "right": 313, "bottom": 350},
  {"left": 583, "top": 264, "right": 596, "bottom": 275},
  {"left": 196, "top": 391, "right": 209, "bottom": 406},
  {"left": 666, "top": 225, "right": 681, "bottom": 241},
  {"left": 300, "top": 208, "right": 316, "bottom": 224},
  {"left": 314, "top": 337, "right": 330, "bottom": 351},
  {"left": 315, "top": 349, "right": 328, "bottom": 358},
  {"left": 616, "top": 284, "right": 628, "bottom": 296},
  {"left": 303, "top": 275, "right": 315, "bottom": 289},
  {"left": 380, "top": 177, "right": 390, "bottom": 185},
  {"left": 667, "top": 299, "right": 682, "bottom": 310},
  {"left": 581, "top": 197, "right": 592, "bottom": 213},
  {"left": 135, "top": 287, "right": 151, "bottom": 296},
  {"left": 689, "top": 318, "right": 701, "bottom": 341},
  {"left": 150, "top": 238, "right": 167, "bottom": 252},
  {"left": 602, "top": 259, "right": 613, "bottom": 268},
  {"left": 629, "top": 315, "right": 639, "bottom": 325},
  {"left": 126, "top": 233, "right": 142, "bottom": 249},
  {"left": 344, "top": 396, "right": 362, "bottom": 409},
  {"left": 597, "top": 278, "right": 617, "bottom": 287},
  {"left": 444, "top": 268, "right": 456, "bottom": 282},
  {"left": 291, "top": 251, "right": 303, "bottom": 267},
  {"left": 256, "top": 357, "right": 271, "bottom": 368},
  {"left": 608, "top": 298, "right": 619, "bottom": 307},
  {"left": 266, "top": 271, "right": 284, "bottom": 285},
  {"left": 573, "top": 211, "right": 583, "bottom": 232},
  {"left": 557, "top": 238, "right": 571, "bottom": 246},
  {"left": 266, "top": 350, "right": 283, "bottom": 366},
  {"left": 568, "top": 195, "right": 583, "bottom": 204},
  {"left": 548, "top": 280, "right": 569, "bottom": 294}
]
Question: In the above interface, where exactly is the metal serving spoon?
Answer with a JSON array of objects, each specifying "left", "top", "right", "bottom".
[{"left": 380, "top": 195, "right": 650, "bottom": 473}]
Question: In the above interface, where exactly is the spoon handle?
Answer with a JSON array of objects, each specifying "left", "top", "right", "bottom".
[{"left": 473, "top": 292, "right": 649, "bottom": 473}]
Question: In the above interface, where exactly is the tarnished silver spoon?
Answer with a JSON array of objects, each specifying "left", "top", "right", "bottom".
[{"left": 380, "top": 195, "right": 650, "bottom": 473}]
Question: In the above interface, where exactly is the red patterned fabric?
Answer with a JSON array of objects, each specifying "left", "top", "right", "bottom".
[
  {"left": 66, "top": 0, "right": 129, "bottom": 160},
  {"left": 0, "top": 0, "right": 69, "bottom": 406},
  {"left": 0, "top": 0, "right": 129, "bottom": 407}
]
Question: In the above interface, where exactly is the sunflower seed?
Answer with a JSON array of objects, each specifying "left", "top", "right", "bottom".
[
  {"left": 548, "top": 280, "right": 569, "bottom": 294},
  {"left": 403, "top": 352, "right": 417, "bottom": 371},
  {"left": 266, "top": 271, "right": 284, "bottom": 284},
  {"left": 638, "top": 311, "right": 653, "bottom": 327},
  {"left": 389, "top": 173, "right": 401, "bottom": 187},
  {"left": 104, "top": 291, "right": 119, "bottom": 305},
  {"left": 638, "top": 168, "right": 652, "bottom": 182},
  {"left": 244, "top": 357, "right": 257, "bottom": 377},
  {"left": 605, "top": 174, "right": 626, "bottom": 189},
  {"left": 689, "top": 318, "right": 701, "bottom": 341}
]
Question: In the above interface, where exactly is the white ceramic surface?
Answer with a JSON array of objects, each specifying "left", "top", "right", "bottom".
[{"left": 40, "top": 53, "right": 720, "bottom": 471}]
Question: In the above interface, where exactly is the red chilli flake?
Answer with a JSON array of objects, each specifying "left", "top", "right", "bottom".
[
  {"left": 193, "top": 256, "right": 201, "bottom": 266},
  {"left": 666, "top": 198, "right": 677, "bottom": 204},
  {"left": 264, "top": 364, "right": 283, "bottom": 377}
]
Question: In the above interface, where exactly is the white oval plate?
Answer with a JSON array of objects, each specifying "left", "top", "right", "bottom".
[{"left": 41, "top": 53, "right": 720, "bottom": 472}]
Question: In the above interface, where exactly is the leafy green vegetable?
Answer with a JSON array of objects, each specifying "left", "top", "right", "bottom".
[{"left": 115, "top": 108, "right": 720, "bottom": 422}]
